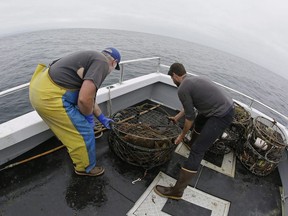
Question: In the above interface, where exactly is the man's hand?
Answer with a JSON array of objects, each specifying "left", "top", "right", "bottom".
[
  {"left": 97, "top": 113, "right": 114, "bottom": 129},
  {"left": 175, "top": 134, "right": 185, "bottom": 145},
  {"left": 168, "top": 116, "right": 177, "bottom": 124}
]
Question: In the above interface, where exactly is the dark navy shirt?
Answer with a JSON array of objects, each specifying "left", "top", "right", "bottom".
[{"left": 178, "top": 75, "right": 233, "bottom": 120}]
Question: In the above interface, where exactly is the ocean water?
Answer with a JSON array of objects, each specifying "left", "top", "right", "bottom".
[{"left": 0, "top": 28, "right": 287, "bottom": 126}]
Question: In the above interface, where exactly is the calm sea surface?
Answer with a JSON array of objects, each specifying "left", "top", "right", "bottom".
[{"left": 0, "top": 29, "right": 287, "bottom": 126}]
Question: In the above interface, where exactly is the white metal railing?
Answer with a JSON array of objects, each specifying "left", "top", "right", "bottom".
[
  {"left": 119, "top": 57, "right": 161, "bottom": 83},
  {"left": 0, "top": 57, "right": 288, "bottom": 124},
  {"left": 0, "top": 83, "right": 30, "bottom": 98},
  {"left": 160, "top": 63, "right": 288, "bottom": 123},
  {"left": 0, "top": 57, "right": 161, "bottom": 98},
  {"left": 211, "top": 79, "right": 288, "bottom": 122}
]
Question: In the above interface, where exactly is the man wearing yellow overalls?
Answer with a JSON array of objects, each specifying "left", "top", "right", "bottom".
[{"left": 29, "top": 48, "right": 121, "bottom": 176}]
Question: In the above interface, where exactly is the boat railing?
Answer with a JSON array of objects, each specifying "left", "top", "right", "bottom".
[
  {"left": 0, "top": 57, "right": 161, "bottom": 98},
  {"left": 0, "top": 56, "right": 287, "bottom": 125},
  {"left": 0, "top": 83, "right": 30, "bottom": 98},
  {"left": 159, "top": 64, "right": 288, "bottom": 125}
]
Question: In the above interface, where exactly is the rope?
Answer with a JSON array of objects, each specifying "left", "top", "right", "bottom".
[{"left": 0, "top": 145, "right": 65, "bottom": 172}]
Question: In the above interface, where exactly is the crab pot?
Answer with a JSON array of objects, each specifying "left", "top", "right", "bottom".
[
  {"left": 109, "top": 105, "right": 181, "bottom": 170},
  {"left": 238, "top": 116, "right": 287, "bottom": 176},
  {"left": 232, "top": 102, "right": 253, "bottom": 137}
]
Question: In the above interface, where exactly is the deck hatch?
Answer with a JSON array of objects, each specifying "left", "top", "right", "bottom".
[
  {"left": 127, "top": 172, "right": 230, "bottom": 216},
  {"left": 175, "top": 142, "right": 236, "bottom": 178}
]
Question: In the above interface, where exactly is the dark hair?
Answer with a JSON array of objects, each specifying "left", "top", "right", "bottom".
[{"left": 168, "top": 63, "right": 186, "bottom": 76}]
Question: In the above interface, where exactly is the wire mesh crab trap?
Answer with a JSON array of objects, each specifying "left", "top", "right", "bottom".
[
  {"left": 238, "top": 116, "right": 287, "bottom": 176},
  {"left": 208, "top": 102, "right": 252, "bottom": 155},
  {"left": 109, "top": 104, "right": 181, "bottom": 170}
]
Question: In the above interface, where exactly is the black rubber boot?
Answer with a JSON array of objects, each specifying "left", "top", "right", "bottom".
[
  {"left": 154, "top": 167, "right": 196, "bottom": 199},
  {"left": 183, "top": 129, "right": 200, "bottom": 150}
]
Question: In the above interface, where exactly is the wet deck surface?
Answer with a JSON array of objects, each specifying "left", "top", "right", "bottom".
[{"left": 0, "top": 101, "right": 283, "bottom": 216}]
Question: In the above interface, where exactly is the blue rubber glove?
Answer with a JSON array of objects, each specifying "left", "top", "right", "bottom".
[
  {"left": 85, "top": 114, "right": 95, "bottom": 128},
  {"left": 97, "top": 113, "right": 113, "bottom": 129}
]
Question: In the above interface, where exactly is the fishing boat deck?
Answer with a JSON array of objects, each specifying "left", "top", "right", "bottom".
[{"left": 0, "top": 100, "right": 282, "bottom": 216}]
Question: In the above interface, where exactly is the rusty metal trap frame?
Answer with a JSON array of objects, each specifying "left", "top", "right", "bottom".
[
  {"left": 208, "top": 102, "right": 253, "bottom": 155},
  {"left": 108, "top": 104, "right": 181, "bottom": 169},
  {"left": 238, "top": 116, "right": 288, "bottom": 176}
]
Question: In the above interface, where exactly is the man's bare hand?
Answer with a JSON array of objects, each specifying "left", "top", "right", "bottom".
[
  {"left": 174, "top": 134, "right": 184, "bottom": 145},
  {"left": 167, "top": 116, "right": 177, "bottom": 124}
]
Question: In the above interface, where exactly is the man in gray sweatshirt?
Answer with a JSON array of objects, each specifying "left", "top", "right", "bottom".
[{"left": 154, "top": 62, "right": 234, "bottom": 199}]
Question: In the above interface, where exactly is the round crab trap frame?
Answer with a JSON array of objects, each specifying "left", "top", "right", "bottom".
[
  {"left": 208, "top": 102, "right": 252, "bottom": 155},
  {"left": 238, "top": 116, "right": 287, "bottom": 176},
  {"left": 109, "top": 104, "right": 181, "bottom": 170}
]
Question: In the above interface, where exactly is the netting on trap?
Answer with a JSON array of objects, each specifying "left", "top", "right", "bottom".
[
  {"left": 238, "top": 116, "right": 287, "bottom": 176},
  {"left": 208, "top": 102, "right": 252, "bottom": 155},
  {"left": 109, "top": 105, "right": 181, "bottom": 169}
]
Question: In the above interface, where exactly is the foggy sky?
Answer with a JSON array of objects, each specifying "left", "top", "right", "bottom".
[{"left": 0, "top": 0, "right": 287, "bottom": 79}]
